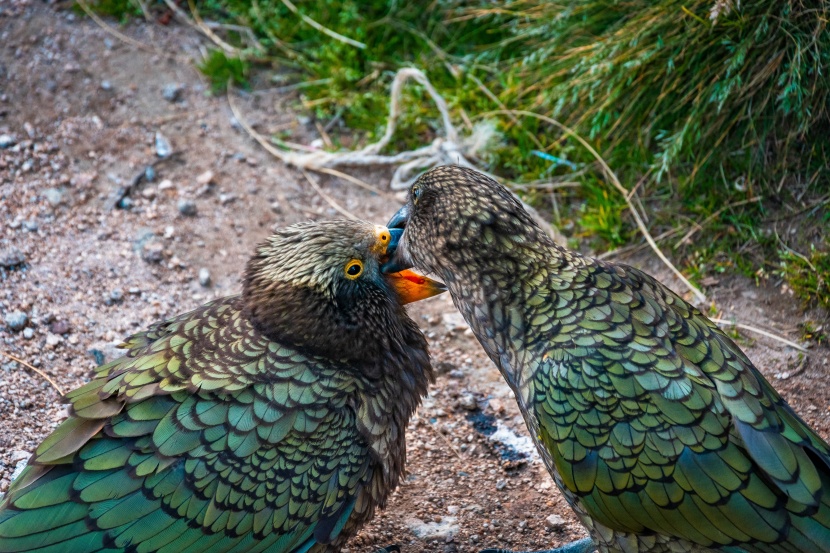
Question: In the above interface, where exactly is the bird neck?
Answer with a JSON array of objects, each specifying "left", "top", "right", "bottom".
[{"left": 439, "top": 230, "right": 582, "bottom": 390}]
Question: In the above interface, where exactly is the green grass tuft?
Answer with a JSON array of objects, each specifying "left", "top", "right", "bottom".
[{"left": 198, "top": 49, "right": 249, "bottom": 93}]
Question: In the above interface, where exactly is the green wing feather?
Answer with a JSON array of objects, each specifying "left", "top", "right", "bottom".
[
  {"left": 0, "top": 298, "right": 373, "bottom": 553},
  {"left": 530, "top": 262, "right": 830, "bottom": 551}
]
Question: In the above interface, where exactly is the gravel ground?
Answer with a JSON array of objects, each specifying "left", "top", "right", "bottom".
[{"left": 1, "top": 4, "right": 828, "bottom": 552}]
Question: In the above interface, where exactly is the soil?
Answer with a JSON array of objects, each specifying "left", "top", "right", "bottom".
[{"left": 1, "top": 4, "right": 828, "bottom": 553}]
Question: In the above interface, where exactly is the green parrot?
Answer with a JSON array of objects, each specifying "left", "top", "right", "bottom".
[
  {"left": 381, "top": 165, "right": 830, "bottom": 553},
  {"left": 0, "top": 219, "right": 445, "bottom": 553}
]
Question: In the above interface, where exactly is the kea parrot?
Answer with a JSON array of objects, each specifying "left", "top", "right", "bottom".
[
  {"left": 0, "top": 219, "right": 445, "bottom": 553},
  {"left": 381, "top": 165, "right": 830, "bottom": 553}
]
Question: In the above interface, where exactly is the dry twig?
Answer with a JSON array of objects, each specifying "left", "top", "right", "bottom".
[
  {"left": 76, "top": 0, "right": 158, "bottom": 53},
  {"left": 710, "top": 319, "right": 808, "bottom": 353},
  {"left": 280, "top": 0, "right": 366, "bottom": 49},
  {"left": 0, "top": 351, "right": 65, "bottom": 396},
  {"left": 301, "top": 170, "right": 358, "bottom": 220}
]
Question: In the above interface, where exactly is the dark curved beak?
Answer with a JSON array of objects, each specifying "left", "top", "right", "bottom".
[
  {"left": 387, "top": 204, "right": 410, "bottom": 230},
  {"left": 381, "top": 206, "right": 412, "bottom": 274}
]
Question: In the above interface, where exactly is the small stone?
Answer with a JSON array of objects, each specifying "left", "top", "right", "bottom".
[
  {"left": 49, "top": 320, "right": 71, "bottom": 335},
  {"left": 100, "top": 80, "right": 113, "bottom": 91},
  {"left": 196, "top": 170, "right": 214, "bottom": 186},
  {"left": 545, "top": 514, "right": 567, "bottom": 530},
  {"left": 469, "top": 535, "right": 480, "bottom": 544},
  {"left": 141, "top": 187, "right": 157, "bottom": 199},
  {"left": 105, "top": 289, "right": 124, "bottom": 305},
  {"left": 117, "top": 197, "right": 133, "bottom": 210},
  {"left": 4, "top": 311, "right": 28, "bottom": 332},
  {"left": 177, "top": 199, "right": 197, "bottom": 216},
  {"left": 162, "top": 83, "right": 184, "bottom": 102},
  {"left": 198, "top": 268, "right": 211, "bottom": 287},
  {"left": 448, "top": 369, "right": 465, "bottom": 379},
  {"left": 269, "top": 201, "right": 282, "bottom": 214},
  {"left": 496, "top": 479, "right": 507, "bottom": 491},
  {"left": 45, "top": 334, "right": 63, "bottom": 347},
  {"left": 219, "top": 193, "right": 236, "bottom": 205},
  {"left": 158, "top": 179, "right": 174, "bottom": 191},
  {"left": 458, "top": 393, "right": 478, "bottom": 411},
  {"left": 22, "top": 328, "right": 34, "bottom": 340},
  {"left": 0, "top": 134, "right": 15, "bottom": 149},
  {"left": 23, "top": 220, "right": 38, "bottom": 231},
  {"left": 43, "top": 187, "right": 65, "bottom": 206},
  {"left": 144, "top": 165, "right": 156, "bottom": 182},
  {"left": 155, "top": 132, "right": 172, "bottom": 158},
  {"left": 0, "top": 247, "right": 25, "bottom": 268},
  {"left": 141, "top": 242, "right": 164, "bottom": 264}
]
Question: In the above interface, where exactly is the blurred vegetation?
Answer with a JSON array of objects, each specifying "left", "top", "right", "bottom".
[{"left": 87, "top": 0, "right": 829, "bottom": 309}]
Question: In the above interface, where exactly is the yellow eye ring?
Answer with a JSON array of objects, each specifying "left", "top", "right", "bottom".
[{"left": 344, "top": 259, "right": 364, "bottom": 279}]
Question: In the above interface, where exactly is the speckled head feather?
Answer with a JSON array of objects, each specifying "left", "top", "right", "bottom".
[
  {"left": 385, "top": 165, "right": 830, "bottom": 553},
  {"left": 244, "top": 219, "right": 417, "bottom": 363}
]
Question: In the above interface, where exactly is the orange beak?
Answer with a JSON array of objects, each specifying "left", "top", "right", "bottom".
[{"left": 385, "top": 269, "right": 446, "bottom": 304}]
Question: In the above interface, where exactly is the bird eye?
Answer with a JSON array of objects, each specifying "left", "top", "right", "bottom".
[
  {"left": 344, "top": 259, "right": 364, "bottom": 279},
  {"left": 411, "top": 185, "right": 421, "bottom": 204}
]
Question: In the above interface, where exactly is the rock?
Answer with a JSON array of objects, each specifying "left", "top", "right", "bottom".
[
  {"left": 100, "top": 80, "right": 113, "bottom": 91},
  {"left": 545, "top": 514, "right": 567, "bottom": 530},
  {"left": 269, "top": 201, "right": 282, "bottom": 214},
  {"left": 178, "top": 199, "right": 197, "bottom": 216},
  {"left": 0, "top": 134, "right": 15, "bottom": 149},
  {"left": 198, "top": 267, "right": 211, "bottom": 287},
  {"left": 0, "top": 247, "right": 25, "bottom": 268},
  {"left": 49, "top": 320, "right": 70, "bottom": 334},
  {"left": 141, "top": 242, "right": 164, "bottom": 264},
  {"left": 458, "top": 393, "right": 478, "bottom": 411},
  {"left": 162, "top": 83, "right": 184, "bottom": 102},
  {"left": 196, "top": 170, "right": 214, "bottom": 185},
  {"left": 4, "top": 311, "right": 28, "bottom": 331},
  {"left": 23, "top": 220, "right": 37, "bottom": 231},
  {"left": 45, "top": 334, "right": 63, "bottom": 347},
  {"left": 158, "top": 179, "right": 174, "bottom": 191},
  {"left": 22, "top": 328, "right": 34, "bottom": 340},
  {"left": 105, "top": 289, "right": 124, "bottom": 305},
  {"left": 43, "top": 187, "right": 65, "bottom": 206},
  {"left": 405, "top": 516, "right": 459, "bottom": 541},
  {"left": 155, "top": 132, "right": 172, "bottom": 158},
  {"left": 219, "top": 193, "right": 236, "bottom": 205},
  {"left": 496, "top": 479, "right": 507, "bottom": 491}
]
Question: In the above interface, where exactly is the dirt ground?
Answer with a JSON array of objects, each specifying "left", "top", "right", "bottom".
[{"left": 1, "top": 4, "right": 829, "bottom": 552}]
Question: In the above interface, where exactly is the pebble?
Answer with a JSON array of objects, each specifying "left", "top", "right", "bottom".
[
  {"left": 198, "top": 267, "right": 211, "bottom": 287},
  {"left": 45, "top": 334, "right": 63, "bottom": 347},
  {"left": 0, "top": 247, "right": 25, "bottom": 268},
  {"left": 496, "top": 479, "right": 507, "bottom": 491},
  {"left": 49, "top": 320, "right": 71, "bottom": 335},
  {"left": 23, "top": 220, "right": 38, "bottom": 231},
  {"left": 4, "top": 311, "right": 28, "bottom": 332},
  {"left": 105, "top": 289, "right": 124, "bottom": 305},
  {"left": 100, "top": 80, "right": 113, "bottom": 91},
  {"left": 0, "top": 134, "right": 16, "bottom": 149},
  {"left": 196, "top": 170, "right": 214, "bottom": 185},
  {"left": 43, "top": 187, "right": 65, "bottom": 206},
  {"left": 269, "top": 201, "right": 282, "bottom": 214},
  {"left": 219, "top": 193, "right": 236, "bottom": 205},
  {"left": 545, "top": 514, "right": 567, "bottom": 530},
  {"left": 177, "top": 199, "right": 197, "bottom": 216},
  {"left": 162, "top": 83, "right": 184, "bottom": 102},
  {"left": 155, "top": 132, "right": 172, "bottom": 158},
  {"left": 158, "top": 179, "right": 174, "bottom": 191},
  {"left": 22, "top": 328, "right": 34, "bottom": 340},
  {"left": 141, "top": 242, "right": 164, "bottom": 264},
  {"left": 458, "top": 393, "right": 478, "bottom": 411}
]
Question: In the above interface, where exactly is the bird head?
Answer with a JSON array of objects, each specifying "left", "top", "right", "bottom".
[
  {"left": 243, "top": 219, "right": 445, "bottom": 361},
  {"left": 382, "top": 165, "right": 547, "bottom": 289}
]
